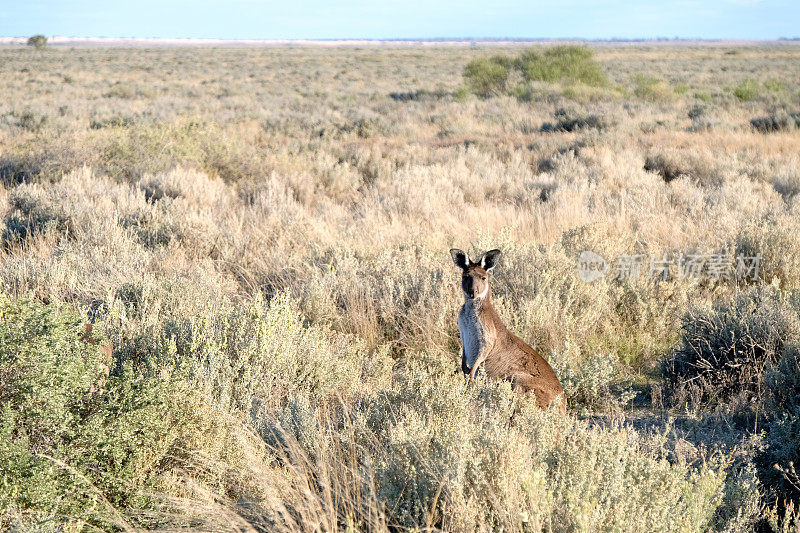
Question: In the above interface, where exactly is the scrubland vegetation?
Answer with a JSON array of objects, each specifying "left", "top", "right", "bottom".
[{"left": 1, "top": 43, "right": 800, "bottom": 531}]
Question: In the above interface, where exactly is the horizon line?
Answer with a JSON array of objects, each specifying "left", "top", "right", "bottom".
[{"left": 3, "top": 36, "right": 800, "bottom": 45}]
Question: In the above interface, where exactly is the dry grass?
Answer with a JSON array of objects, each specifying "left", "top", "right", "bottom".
[{"left": 2, "top": 43, "right": 800, "bottom": 531}]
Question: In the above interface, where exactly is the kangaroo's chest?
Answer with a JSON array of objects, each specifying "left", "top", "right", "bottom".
[{"left": 458, "top": 305, "right": 489, "bottom": 369}]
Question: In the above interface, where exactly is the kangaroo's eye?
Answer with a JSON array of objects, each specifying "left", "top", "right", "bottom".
[{"left": 481, "top": 276, "right": 487, "bottom": 281}]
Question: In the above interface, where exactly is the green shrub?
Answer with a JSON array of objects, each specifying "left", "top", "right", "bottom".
[
  {"left": 0, "top": 294, "right": 163, "bottom": 527},
  {"left": 662, "top": 286, "right": 800, "bottom": 410},
  {"left": 0, "top": 293, "right": 259, "bottom": 529},
  {"left": 765, "top": 78, "right": 786, "bottom": 93},
  {"left": 26, "top": 35, "right": 47, "bottom": 50},
  {"left": 453, "top": 84, "right": 471, "bottom": 101},
  {"left": 462, "top": 46, "right": 606, "bottom": 99},
  {"left": 463, "top": 55, "right": 511, "bottom": 98},
  {"left": 733, "top": 78, "right": 762, "bottom": 101},
  {"left": 517, "top": 45, "right": 606, "bottom": 86},
  {"left": 633, "top": 75, "right": 676, "bottom": 102}
]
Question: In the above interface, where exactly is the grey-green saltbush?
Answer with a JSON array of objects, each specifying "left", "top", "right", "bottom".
[
  {"left": 0, "top": 294, "right": 174, "bottom": 528},
  {"left": 763, "top": 344, "right": 800, "bottom": 503},
  {"left": 158, "top": 291, "right": 393, "bottom": 413},
  {"left": 0, "top": 293, "right": 274, "bottom": 530},
  {"left": 552, "top": 351, "right": 635, "bottom": 413},
  {"left": 662, "top": 285, "right": 800, "bottom": 410}
]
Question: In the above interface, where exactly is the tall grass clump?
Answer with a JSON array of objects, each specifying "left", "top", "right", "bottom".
[{"left": 540, "top": 107, "right": 609, "bottom": 132}]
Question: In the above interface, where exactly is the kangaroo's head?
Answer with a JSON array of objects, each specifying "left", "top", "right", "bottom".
[{"left": 450, "top": 248, "right": 501, "bottom": 301}]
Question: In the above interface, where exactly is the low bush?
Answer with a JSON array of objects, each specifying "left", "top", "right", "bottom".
[
  {"left": 552, "top": 351, "right": 635, "bottom": 413},
  {"left": 661, "top": 286, "right": 800, "bottom": 410},
  {"left": 90, "top": 116, "right": 136, "bottom": 129},
  {"left": 540, "top": 107, "right": 608, "bottom": 132},
  {"left": 736, "top": 215, "right": 800, "bottom": 291},
  {"left": 643, "top": 149, "right": 718, "bottom": 185},
  {"left": 0, "top": 294, "right": 259, "bottom": 529},
  {"left": 633, "top": 75, "right": 677, "bottom": 102},
  {"left": 773, "top": 169, "right": 800, "bottom": 202},
  {"left": 14, "top": 111, "right": 47, "bottom": 132},
  {"left": 759, "top": 344, "right": 800, "bottom": 505},
  {"left": 157, "top": 291, "right": 393, "bottom": 414},
  {"left": 104, "top": 83, "right": 140, "bottom": 99},
  {"left": 26, "top": 35, "right": 47, "bottom": 50},
  {"left": 3, "top": 185, "right": 63, "bottom": 245},
  {"left": 644, "top": 153, "right": 686, "bottom": 182},
  {"left": 517, "top": 45, "right": 607, "bottom": 86},
  {"left": 463, "top": 45, "right": 606, "bottom": 98},
  {"left": 751, "top": 112, "right": 800, "bottom": 133},
  {"left": 0, "top": 140, "right": 88, "bottom": 186},
  {"left": 388, "top": 88, "right": 449, "bottom": 102},
  {"left": 463, "top": 55, "right": 511, "bottom": 98},
  {"left": 733, "top": 78, "right": 762, "bottom": 101}
]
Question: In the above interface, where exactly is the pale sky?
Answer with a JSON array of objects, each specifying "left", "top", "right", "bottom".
[{"left": 1, "top": 0, "right": 798, "bottom": 40}]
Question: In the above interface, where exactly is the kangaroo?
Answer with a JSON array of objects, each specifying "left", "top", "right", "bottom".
[{"left": 450, "top": 248, "right": 566, "bottom": 413}]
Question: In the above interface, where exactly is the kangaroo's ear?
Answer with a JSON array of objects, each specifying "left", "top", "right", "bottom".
[
  {"left": 479, "top": 249, "right": 502, "bottom": 271},
  {"left": 450, "top": 248, "right": 470, "bottom": 270}
]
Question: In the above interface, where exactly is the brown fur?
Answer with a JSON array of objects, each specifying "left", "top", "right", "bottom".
[{"left": 451, "top": 248, "right": 566, "bottom": 414}]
